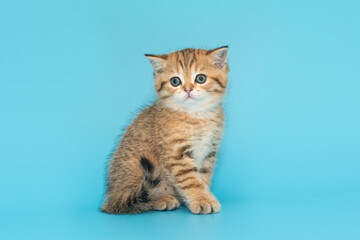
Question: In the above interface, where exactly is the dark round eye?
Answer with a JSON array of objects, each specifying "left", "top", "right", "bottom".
[
  {"left": 195, "top": 74, "right": 207, "bottom": 84},
  {"left": 170, "top": 77, "right": 181, "bottom": 87}
]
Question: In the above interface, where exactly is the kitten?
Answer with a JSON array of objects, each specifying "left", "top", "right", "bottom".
[{"left": 101, "top": 46, "right": 229, "bottom": 214}]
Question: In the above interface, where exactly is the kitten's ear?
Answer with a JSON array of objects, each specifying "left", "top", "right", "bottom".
[
  {"left": 206, "top": 46, "right": 228, "bottom": 69},
  {"left": 145, "top": 54, "right": 168, "bottom": 73}
]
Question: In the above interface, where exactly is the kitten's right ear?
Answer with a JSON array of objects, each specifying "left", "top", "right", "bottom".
[{"left": 145, "top": 54, "right": 168, "bottom": 74}]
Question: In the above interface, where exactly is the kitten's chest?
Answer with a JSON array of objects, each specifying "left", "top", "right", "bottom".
[{"left": 190, "top": 122, "right": 222, "bottom": 166}]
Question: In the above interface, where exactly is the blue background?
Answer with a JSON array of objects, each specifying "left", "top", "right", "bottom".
[{"left": 1, "top": 0, "right": 359, "bottom": 239}]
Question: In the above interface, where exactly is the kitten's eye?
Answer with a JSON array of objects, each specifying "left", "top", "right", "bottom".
[
  {"left": 170, "top": 77, "right": 181, "bottom": 87},
  {"left": 195, "top": 74, "right": 207, "bottom": 84}
]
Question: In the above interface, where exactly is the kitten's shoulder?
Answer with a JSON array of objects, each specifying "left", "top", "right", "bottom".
[{"left": 133, "top": 101, "right": 164, "bottom": 121}]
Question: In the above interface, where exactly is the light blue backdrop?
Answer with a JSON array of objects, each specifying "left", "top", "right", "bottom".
[{"left": 1, "top": 0, "right": 359, "bottom": 239}]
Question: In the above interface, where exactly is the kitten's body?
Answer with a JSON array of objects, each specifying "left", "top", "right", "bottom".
[{"left": 102, "top": 47, "right": 229, "bottom": 214}]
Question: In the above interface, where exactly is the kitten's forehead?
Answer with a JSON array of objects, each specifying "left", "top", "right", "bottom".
[{"left": 168, "top": 48, "right": 208, "bottom": 74}]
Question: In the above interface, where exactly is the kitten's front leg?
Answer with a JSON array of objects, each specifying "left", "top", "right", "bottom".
[
  {"left": 166, "top": 146, "right": 221, "bottom": 214},
  {"left": 199, "top": 151, "right": 217, "bottom": 187}
]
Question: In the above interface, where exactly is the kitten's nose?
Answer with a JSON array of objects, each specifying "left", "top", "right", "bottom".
[{"left": 184, "top": 88, "right": 193, "bottom": 94}]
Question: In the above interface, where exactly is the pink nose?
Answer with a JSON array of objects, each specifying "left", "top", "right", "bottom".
[{"left": 185, "top": 88, "right": 193, "bottom": 94}]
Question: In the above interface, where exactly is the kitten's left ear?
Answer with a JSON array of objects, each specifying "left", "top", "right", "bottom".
[
  {"left": 145, "top": 54, "right": 168, "bottom": 74},
  {"left": 207, "top": 46, "right": 228, "bottom": 69}
]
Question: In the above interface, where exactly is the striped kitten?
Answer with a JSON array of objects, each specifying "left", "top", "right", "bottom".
[{"left": 101, "top": 46, "right": 229, "bottom": 214}]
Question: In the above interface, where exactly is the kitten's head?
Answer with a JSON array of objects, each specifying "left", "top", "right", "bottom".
[{"left": 145, "top": 46, "right": 229, "bottom": 113}]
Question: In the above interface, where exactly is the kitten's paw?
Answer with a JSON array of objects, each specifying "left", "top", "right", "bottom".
[
  {"left": 189, "top": 197, "right": 221, "bottom": 214},
  {"left": 153, "top": 195, "right": 180, "bottom": 211}
]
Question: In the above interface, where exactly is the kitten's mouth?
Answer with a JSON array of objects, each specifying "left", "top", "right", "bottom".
[{"left": 185, "top": 95, "right": 193, "bottom": 101}]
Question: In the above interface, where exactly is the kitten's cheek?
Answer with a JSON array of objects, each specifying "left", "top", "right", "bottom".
[
  {"left": 179, "top": 93, "right": 188, "bottom": 101},
  {"left": 193, "top": 92, "right": 204, "bottom": 100},
  {"left": 173, "top": 93, "right": 186, "bottom": 103}
]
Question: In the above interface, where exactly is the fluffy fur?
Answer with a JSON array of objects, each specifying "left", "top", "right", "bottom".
[{"left": 101, "top": 46, "right": 229, "bottom": 214}]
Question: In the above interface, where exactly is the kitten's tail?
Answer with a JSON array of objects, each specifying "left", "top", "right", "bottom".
[{"left": 101, "top": 156, "right": 162, "bottom": 214}]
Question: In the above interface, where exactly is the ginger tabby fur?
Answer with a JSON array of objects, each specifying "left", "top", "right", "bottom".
[{"left": 101, "top": 46, "right": 229, "bottom": 214}]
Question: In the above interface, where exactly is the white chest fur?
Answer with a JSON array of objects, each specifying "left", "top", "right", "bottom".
[{"left": 191, "top": 122, "right": 221, "bottom": 166}]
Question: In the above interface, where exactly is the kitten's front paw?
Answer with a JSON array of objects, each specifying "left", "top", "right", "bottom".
[
  {"left": 189, "top": 196, "right": 221, "bottom": 214},
  {"left": 153, "top": 195, "right": 180, "bottom": 211}
]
